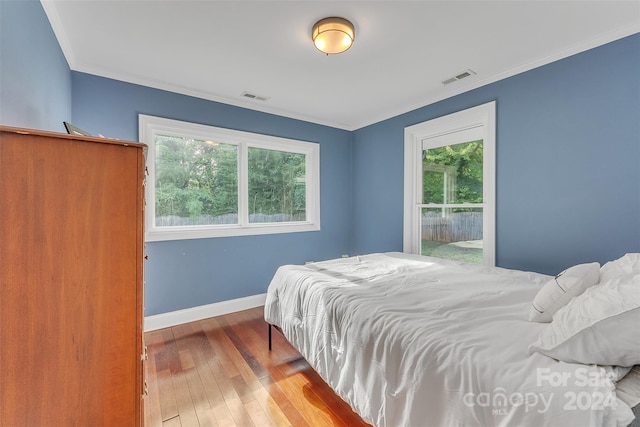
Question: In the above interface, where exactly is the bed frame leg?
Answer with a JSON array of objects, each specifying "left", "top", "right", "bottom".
[{"left": 268, "top": 324, "right": 272, "bottom": 351}]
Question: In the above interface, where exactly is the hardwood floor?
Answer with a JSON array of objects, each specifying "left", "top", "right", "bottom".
[{"left": 144, "top": 306, "right": 372, "bottom": 427}]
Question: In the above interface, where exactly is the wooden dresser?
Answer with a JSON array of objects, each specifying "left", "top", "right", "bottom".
[{"left": 0, "top": 126, "right": 146, "bottom": 426}]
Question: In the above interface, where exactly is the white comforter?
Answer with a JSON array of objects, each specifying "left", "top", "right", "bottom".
[{"left": 264, "top": 253, "right": 636, "bottom": 427}]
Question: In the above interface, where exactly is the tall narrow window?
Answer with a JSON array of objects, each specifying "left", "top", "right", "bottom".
[
  {"left": 421, "top": 134, "right": 484, "bottom": 263},
  {"left": 140, "top": 115, "right": 320, "bottom": 241},
  {"left": 404, "top": 102, "right": 495, "bottom": 266}
]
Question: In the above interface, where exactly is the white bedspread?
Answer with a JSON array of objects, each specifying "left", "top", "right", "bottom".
[{"left": 264, "top": 253, "right": 636, "bottom": 427}]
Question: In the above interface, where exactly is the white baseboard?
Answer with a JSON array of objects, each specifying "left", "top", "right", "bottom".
[{"left": 144, "top": 293, "right": 267, "bottom": 332}]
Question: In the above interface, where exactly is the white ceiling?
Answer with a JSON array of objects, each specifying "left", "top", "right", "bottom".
[{"left": 42, "top": 0, "right": 640, "bottom": 131}]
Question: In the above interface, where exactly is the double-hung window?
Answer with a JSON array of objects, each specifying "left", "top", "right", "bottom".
[
  {"left": 140, "top": 115, "right": 320, "bottom": 241},
  {"left": 404, "top": 102, "right": 495, "bottom": 266}
]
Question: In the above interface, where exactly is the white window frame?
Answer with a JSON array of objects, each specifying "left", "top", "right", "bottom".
[
  {"left": 403, "top": 101, "right": 496, "bottom": 266},
  {"left": 139, "top": 115, "right": 320, "bottom": 242}
]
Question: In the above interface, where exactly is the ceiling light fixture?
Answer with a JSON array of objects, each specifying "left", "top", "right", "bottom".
[{"left": 311, "top": 17, "right": 355, "bottom": 55}]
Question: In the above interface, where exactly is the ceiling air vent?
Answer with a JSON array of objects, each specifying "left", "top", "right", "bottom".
[
  {"left": 442, "top": 69, "right": 476, "bottom": 86},
  {"left": 241, "top": 91, "right": 270, "bottom": 101}
]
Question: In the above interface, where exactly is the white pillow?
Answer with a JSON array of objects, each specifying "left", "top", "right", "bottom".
[
  {"left": 528, "top": 262, "right": 600, "bottom": 323},
  {"left": 600, "top": 253, "right": 640, "bottom": 282},
  {"left": 528, "top": 273, "right": 640, "bottom": 367}
]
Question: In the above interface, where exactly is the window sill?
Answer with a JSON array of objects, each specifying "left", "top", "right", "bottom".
[{"left": 145, "top": 222, "right": 321, "bottom": 242}]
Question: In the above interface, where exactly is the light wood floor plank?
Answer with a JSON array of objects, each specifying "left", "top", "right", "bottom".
[
  {"left": 162, "top": 416, "right": 182, "bottom": 427},
  {"left": 171, "top": 370, "right": 201, "bottom": 427},
  {"left": 156, "top": 368, "right": 179, "bottom": 423},
  {"left": 144, "top": 331, "right": 164, "bottom": 427}
]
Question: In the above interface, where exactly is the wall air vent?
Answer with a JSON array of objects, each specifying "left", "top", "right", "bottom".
[
  {"left": 241, "top": 91, "right": 270, "bottom": 101},
  {"left": 442, "top": 69, "right": 476, "bottom": 86}
]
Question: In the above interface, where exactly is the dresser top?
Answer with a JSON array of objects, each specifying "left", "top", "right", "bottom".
[{"left": 0, "top": 125, "right": 147, "bottom": 149}]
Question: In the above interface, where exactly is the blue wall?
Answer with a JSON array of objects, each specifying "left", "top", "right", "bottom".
[
  {"left": 0, "top": 0, "right": 70, "bottom": 132},
  {"left": 71, "top": 72, "right": 353, "bottom": 315},
  {"left": 2, "top": 1, "right": 638, "bottom": 315},
  {"left": 352, "top": 33, "right": 640, "bottom": 274}
]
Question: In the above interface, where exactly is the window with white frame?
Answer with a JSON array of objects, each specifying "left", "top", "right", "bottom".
[
  {"left": 403, "top": 101, "right": 495, "bottom": 266},
  {"left": 139, "top": 115, "right": 320, "bottom": 241}
]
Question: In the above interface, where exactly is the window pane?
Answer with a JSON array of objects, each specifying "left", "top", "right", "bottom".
[
  {"left": 423, "top": 140, "right": 483, "bottom": 204},
  {"left": 154, "top": 135, "right": 238, "bottom": 227},
  {"left": 421, "top": 207, "right": 483, "bottom": 264},
  {"left": 248, "top": 147, "right": 306, "bottom": 223}
]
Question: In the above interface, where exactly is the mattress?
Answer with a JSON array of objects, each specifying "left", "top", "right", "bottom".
[{"left": 264, "top": 252, "right": 637, "bottom": 427}]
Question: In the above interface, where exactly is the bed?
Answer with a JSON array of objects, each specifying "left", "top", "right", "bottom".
[{"left": 264, "top": 252, "right": 640, "bottom": 427}]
